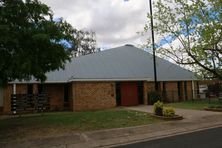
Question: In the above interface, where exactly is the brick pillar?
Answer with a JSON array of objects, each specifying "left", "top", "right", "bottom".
[
  {"left": 143, "top": 82, "right": 155, "bottom": 105},
  {"left": 33, "top": 84, "right": 38, "bottom": 94},
  {"left": 3, "top": 85, "right": 12, "bottom": 114}
]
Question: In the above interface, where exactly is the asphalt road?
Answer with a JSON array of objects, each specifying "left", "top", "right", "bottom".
[{"left": 115, "top": 127, "right": 222, "bottom": 148}]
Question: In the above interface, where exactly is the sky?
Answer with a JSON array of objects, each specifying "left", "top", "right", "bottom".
[{"left": 39, "top": 0, "right": 152, "bottom": 50}]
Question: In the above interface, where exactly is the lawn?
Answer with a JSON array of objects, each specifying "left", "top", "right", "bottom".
[
  {"left": 0, "top": 108, "right": 161, "bottom": 143},
  {"left": 166, "top": 99, "right": 222, "bottom": 110}
]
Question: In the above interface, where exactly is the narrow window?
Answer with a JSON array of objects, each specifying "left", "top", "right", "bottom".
[
  {"left": 38, "top": 84, "right": 44, "bottom": 94},
  {"left": 177, "top": 82, "right": 181, "bottom": 99},
  {"left": 64, "top": 84, "right": 69, "bottom": 102},
  {"left": 27, "top": 84, "right": 33, "bottom": 94},
  {"left": 138, "top": 82, "right": 144, "bottom": 104},
  {"left": 184, "top": 81, "right": 188, "bottom": 100},
  {"left": 115, "top": 82, "right": 121, "bottom": 106}
]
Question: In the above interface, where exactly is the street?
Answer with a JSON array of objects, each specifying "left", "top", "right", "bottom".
[{"left": 115, "top": 127, "right": 222, "bottom": 148}]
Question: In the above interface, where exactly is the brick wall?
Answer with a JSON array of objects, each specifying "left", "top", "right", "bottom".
[
  {"left": 16, "top": 84, "right": 28, "bottom": 94},
  {"left": 44, "top": 84, "right": 64, "bottom": 111},
  {"left": 165, "top": 82, "right": 179, "bottom": 102},
  {"left": 3, "top": 85, "right": 12, "bottom": 114},
  {"left": 143, "top": 82, "right": 155, "bottom": 105},
  {"left": 186, "top": 81, "right": 193, "bottom": 100},
  {"left": 2, "top": 83, "right": 67, "bottom": 114},
  {"left": 143, "top": 81, "right": 196, "bottom": 103},
  {"left": 72, "top": 82, "right": 116, "bottom": 111},
  {"left": 3, "top": 84, "right": 29, "bottom": 114}
]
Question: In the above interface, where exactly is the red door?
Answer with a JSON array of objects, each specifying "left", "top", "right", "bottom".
[{"left": 120, "top": 82, "right": 139, "bottom": 106}]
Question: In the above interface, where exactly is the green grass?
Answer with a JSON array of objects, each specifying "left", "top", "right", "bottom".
[
  {"left": 0, "top": 108, "right": 161, "bottom": 143},
  {"left": 166, "top": 99, "right": 222, "bottom": 110}
]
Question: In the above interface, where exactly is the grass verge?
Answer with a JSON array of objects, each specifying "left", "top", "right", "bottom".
[
  {"left": 166, "top": 99, "right": 222, "bottom": 110},
  {"left": 0, "top": 108, "right": 161, "bottom": 143}
]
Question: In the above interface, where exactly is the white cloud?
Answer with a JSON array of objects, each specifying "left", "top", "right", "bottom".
[{"left": 39, "top": 0, "right": 151, "bottom": 49}]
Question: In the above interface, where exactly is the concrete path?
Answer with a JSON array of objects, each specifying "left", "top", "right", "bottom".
[
  {"left": 2, "top": 106, "right": 222, "bottom": 148},
  {"left": 127, "top": 105, "right": 222, "bottom": 121}
]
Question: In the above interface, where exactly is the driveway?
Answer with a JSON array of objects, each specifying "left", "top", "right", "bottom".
[{"left": 126, "top": 105, "right": 222, "bottom": 121}]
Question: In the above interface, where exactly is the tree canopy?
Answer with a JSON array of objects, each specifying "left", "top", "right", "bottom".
[
  {"left": 144, "top": 0, "right": 222, "bottom": 79},
  {"left": 71, "top": 30, "right": 99, "bottom": 57},
  {"left": 0, "top": 0, "right": 97, "bottom": 86}
]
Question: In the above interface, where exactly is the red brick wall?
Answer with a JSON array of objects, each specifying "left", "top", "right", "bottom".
[
  {"left": 187, "top": 81, "right": 193, "bottom": 100},
  {"left": 44, "top": 84, "right": 64, "bottom": 111},
  {"left": 165, "top": 82, "right": 179, "bottom": 102},
  {"left": 2, "top": 84, "right": 66, "bottom": 114},
  {"left": 143, "top": 81, "right": 196, "bottom": 103},
  {"left": 16, "top": 84, "right": 28, "bottom": 94},
  {"left": 3, "top": 85, "right": 12, "bottom": 114},
  {"left": 143, "top": 82, "right": 155, "bottom": 104},
  {"left": 3, "top": 84, "right": 28, "bottom": 114},
  {"left": 72, "top": 82, "right": 116, "bottom": 111}
]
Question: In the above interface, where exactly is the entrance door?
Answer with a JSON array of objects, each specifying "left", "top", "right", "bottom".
[{"left": 120, "top": 82, "right": 139, "bottom": 106}]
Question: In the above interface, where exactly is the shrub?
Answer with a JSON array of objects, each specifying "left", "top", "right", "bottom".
[
  {"left": 148, "top": 91, "right": 161, "bottom": 104},
  {"left": 153, "top": 101, "right": 163, "bottom": 116},
  {"left": 163, "top": 107, "right": 175, "bottom": 117}
]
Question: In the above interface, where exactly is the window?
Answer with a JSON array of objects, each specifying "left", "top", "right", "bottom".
[
  {"left": 115, "top": 82, "right": 121, "bottom": 106},
  {"left": 27, "top": 84, "right": 33, "bottom": 94},
  {"left": 184, "top": 81, "right": 188, "bottom": 100},
  {"left": 177, "top": 82, "right": 181, "bottom": 99},
  {"left": 38, "top": 84, "right": 45, "bottom": 94},
  {"left": 64, "top": 84, "right": 69, "bottom": 102},
  {"left": 138, "top": 82, "right": 144, "bottom": 104}
]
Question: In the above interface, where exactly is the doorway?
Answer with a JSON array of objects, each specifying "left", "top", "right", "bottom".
[{"left": 116, "top": 82, "right": 142, "bottom": 106}]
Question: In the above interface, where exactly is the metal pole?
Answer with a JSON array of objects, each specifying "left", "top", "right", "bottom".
[
  {"left": 13, "top": 83, "right": 16, "bottom": 95},
  {"left": 149, "top": 0, "right": 158, "bottom": 90}
]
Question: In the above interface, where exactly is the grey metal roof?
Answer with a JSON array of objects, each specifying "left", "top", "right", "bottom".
[{"left": 44, "top": 45, "right": 195, "bottom": 82}]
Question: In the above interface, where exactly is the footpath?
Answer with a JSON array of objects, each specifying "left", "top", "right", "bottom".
[{"left": 2, "top": 106, "right": 222, "bottom": 148}]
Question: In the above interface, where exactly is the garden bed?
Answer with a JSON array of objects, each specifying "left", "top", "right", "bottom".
[
  {"left": 151, "top": 114, "right": 183, "bottom": 120},
  {"left": 152, "top": 101, "right": 183, "bottom": 120}
]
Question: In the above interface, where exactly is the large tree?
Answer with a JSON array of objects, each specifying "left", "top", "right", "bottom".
[
  {"left": 144, "top": 0, "right": 222, "bottom": 79},
  {"left": 0, "top": 0, "right": 78, "bottom": 85}
]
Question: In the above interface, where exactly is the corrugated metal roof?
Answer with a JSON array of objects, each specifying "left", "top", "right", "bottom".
[{"left": 43, "top": 45, "right": 195, "bottom": 82}]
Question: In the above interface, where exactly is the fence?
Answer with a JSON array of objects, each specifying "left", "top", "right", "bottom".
[{"left": 11, "top": 94, "right": 50, "bottom": 115}]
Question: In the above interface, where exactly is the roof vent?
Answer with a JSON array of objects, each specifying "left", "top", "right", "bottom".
[{"left": 124, "top": 44, "right": 134, "bottom": 47}]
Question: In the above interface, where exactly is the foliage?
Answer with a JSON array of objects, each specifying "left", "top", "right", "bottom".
[
  {"left": 153, "top": 100, "right": 163, "bottom": 116},
  {"left": 148, "top": 91, "right": 162, "bottom": 104},
  {"left": 71, "top": 30, "right": 100, "bottom": 57},
  {"left": 0, "top": 0, "right": 98, "bottom": 86},
  {"left": 163, "top": 107, "right": 175, "bottom": 117},
  {"left": 144, "top": 0, "right": 222, "bottom": 79}
]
